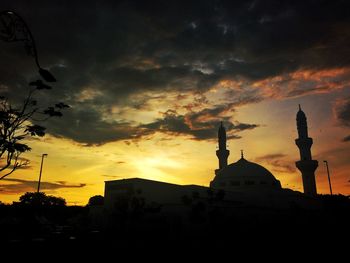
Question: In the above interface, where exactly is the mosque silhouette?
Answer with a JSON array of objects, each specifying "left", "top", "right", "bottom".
[{"left": 103, "top": 106, "right": 319, "bottom": 212}]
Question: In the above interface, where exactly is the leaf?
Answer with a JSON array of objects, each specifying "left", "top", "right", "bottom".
[
  {"left": 39, "top": 68, "right": 57, "bottom": 82},
  {"left": 55, "top": 102, "right": 70, "bottom": 109},
  {"left": 43, "top": 107, "right": 63, "bottom": 117},
  {"left": 29, "top": 79, "right": 52, "bottom": 90},
  {"left": 25, "top": 124, "right": 46, "bottom": 137},
  {"left": 14, "top": 142, "right": 31, "bottom": 152}
]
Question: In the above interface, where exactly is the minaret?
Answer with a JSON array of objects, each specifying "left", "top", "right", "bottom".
[
  {"left": 216, "top": 122, "right": 230, "bottom": 170},
  {"left": 295, "top": 105, "right": 318, "bottom": 196}
]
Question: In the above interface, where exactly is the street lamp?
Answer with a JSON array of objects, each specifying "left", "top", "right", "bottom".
[
  {"left": 323, "top": 160, "right": 333, "bottom": 195},
  {"left": 0, "top": 10, "right": 56, "bottom": 82},
  {"left": 37, "top": 153, "right": 48, "bottom": 193}
]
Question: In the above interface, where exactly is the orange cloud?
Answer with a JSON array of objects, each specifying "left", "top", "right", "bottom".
[{"left": 253, "top": 67, "right": 350, "bottom": 99}]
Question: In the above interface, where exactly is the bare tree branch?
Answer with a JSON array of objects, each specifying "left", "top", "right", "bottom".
[{"left": 0, "top": 82, "right": 68, "bottom": 180}]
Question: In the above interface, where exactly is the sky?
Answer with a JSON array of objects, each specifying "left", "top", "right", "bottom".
[{"left": 0, "top": 0, "right": 349, "bottom": 205}]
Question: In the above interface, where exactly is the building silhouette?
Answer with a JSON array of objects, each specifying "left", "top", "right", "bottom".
[{"left": 295, "top": 105, "right": 318, "bottom": 196}]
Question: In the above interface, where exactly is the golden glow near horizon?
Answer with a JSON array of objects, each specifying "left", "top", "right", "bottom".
[{"left": 1, "top": 68, "right": 350, "bottom": 205}]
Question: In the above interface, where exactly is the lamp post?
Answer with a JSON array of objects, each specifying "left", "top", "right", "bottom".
[
  {"left": 323, "top": 160, "right": 333, "bottom": 195},
  {"left": 0, "top": 10, "right": 56, "bottom": 82},
  {"left": 37, "top": 153, "right": 48, "bottom": 193}
]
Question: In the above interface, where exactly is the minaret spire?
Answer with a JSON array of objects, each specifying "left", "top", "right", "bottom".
[
  {"left": 295, "top": 105, "right": 318, "bottom": 196},
  {"left": 216, "top": 122, "right": 230, "bottom": 170},
  {"left": 241, "top": 150, "right": 244, "bottom": 159}
]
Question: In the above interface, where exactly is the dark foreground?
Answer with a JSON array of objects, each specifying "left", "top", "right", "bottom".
[{"left": 1, "top": 195, "right": 349, "bottom": 257}]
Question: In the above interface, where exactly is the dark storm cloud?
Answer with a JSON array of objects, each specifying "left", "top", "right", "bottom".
[
  {"left": 2, "top": 0, "right": 350, "bottom": 80},
  {"left": 43, "top": 91, "right": 260, "bottom": 144},
  {"left": 0, "top": 178, "right": 86, "bottom": 194},
  {"left": 141, "top": 108, "right": 258, "bottom": 141},
  {"left": 1, "top": 0, "right": 350, "bottom": 144},
  {"left": 46, "top": 107, "right": 139, "bottom": 145},
  {"left": 46, "top": 105, "right": 255, "bottom": 144},
  {"left": 135, "top": 0, "right": 350, "bottom": 77}
]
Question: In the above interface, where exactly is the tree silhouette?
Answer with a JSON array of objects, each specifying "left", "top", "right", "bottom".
[
  {"left": 19, "top": 192, "right": 66, "bottom": 207},
  {"left": 0, "top": 84, "right": 69, "bottom": 180},
  {"left": 88, "top": 195, "right": 104, "bottom": 206}
]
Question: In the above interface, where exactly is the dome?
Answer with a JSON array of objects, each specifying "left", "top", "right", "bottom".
[
  {"left": 210, "top": 157, "right": 281, "bottom": 189},
  {"left": 218, "top": 157, "right": 276, "bottom": 178}
]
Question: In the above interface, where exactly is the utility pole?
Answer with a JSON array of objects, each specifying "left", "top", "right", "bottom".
[
  {"left": 37, "top": 153, "right": 48, "bottom": 193},
  {"left": 323, "top": 160, "right": 333, "bottom": 195}
]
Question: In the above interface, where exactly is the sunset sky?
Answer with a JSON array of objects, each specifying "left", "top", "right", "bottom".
[{"left": 1, "top": 0, "right": 349, "bottom": 205}]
